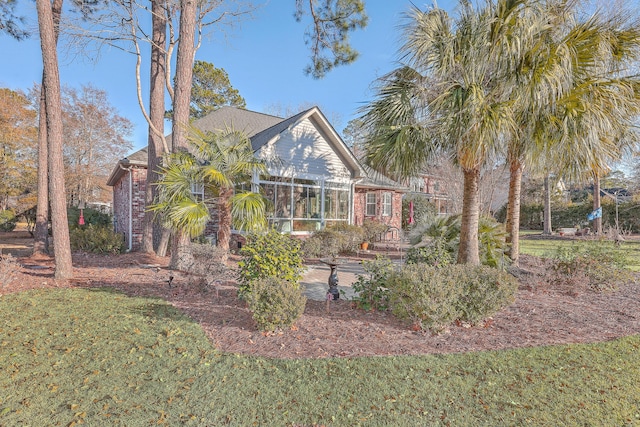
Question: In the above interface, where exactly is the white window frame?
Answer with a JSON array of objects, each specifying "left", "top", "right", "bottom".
[
  {"left": 382, "top": 192, "right": 392, "bottom": 216},
  {"left": 191, "top": 181, "right": 205, "bottom": 202},
  {"left": 365, "top": 192, "right": 377, "bottom": 216}
]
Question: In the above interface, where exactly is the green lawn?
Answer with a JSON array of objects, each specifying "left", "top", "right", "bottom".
[
  {"left": 519, "top": 232, "right": 640, "bottom": 271},
  {"left": 1, "top": 288, "right": 639, "bottom": 426}
]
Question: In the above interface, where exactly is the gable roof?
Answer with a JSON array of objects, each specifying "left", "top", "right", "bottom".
[
  {"left": 190, "top": 107, "right": 283, "bottom": 143},
  {"left": 107, "top": 106, "right": 406, "bottom": 191}
]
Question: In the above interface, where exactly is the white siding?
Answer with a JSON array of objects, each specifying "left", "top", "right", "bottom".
[{"left": 256, "top": 118, "right": 352, "bottom": 183}]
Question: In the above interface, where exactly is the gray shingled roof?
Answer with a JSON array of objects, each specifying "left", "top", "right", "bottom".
[
  {"left": 108, "top": 106, "right": 406, "bottom": 192},
  {"left": 191, "top": 107, "right": 284, "bottom": 142},
  {"left": 357, "top": 164, "right": 408, "bottom": 191}
]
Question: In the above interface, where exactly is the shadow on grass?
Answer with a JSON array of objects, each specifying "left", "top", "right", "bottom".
[{"left": 84, "top": 286, "right": 197, "bottom": 324}]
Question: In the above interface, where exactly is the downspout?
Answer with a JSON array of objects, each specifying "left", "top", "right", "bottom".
[{"left": 119, "top": 162, "right": 133, "bottom": 251}]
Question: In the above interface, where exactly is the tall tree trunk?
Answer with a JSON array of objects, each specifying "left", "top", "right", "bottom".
[
  {"left": 33, "top": 0, "right": 62, "bottom": 256},
  {"left": 36, "top": 0, "right": 72, "bottom": 279},
  {"left": 457, "top": 167, "right": 480, "bottom": 265},
  {"left": 505, "top": 158, "right": 523, "bottom": 265},
  {"left": 217, "top": 188, "right": 232, "bottom": 262},
  {"left": 593, "top": 173, "right": 602, "bottom": 234},
  {"left": 543, "top": 174, "right": 552, "bottom": 235},
  {"left": 168, "top": 0, "right": 197, "bottom": 270},
  {"left": 33, "top": 83, "right": 49, "bottom": 255},
  {"left": 142, "top": 0, "right": 167, "bottom": 254},
  {"left": 171, "top": 0, "right": 196, "bottom": 153}
]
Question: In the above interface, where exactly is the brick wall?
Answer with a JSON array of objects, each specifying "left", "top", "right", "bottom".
[
  {"left": 353, "top": 188, "right": 403, "bottom": 231},
  {"left": 112, "top": 167, "right": 224, "bottom": 251},
  {"left": 112, "top": 166, "right": 147, "bottom": 251}
]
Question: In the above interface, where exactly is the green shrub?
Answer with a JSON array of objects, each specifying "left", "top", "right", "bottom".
[
  {"left": 405, "top": 239, "right": 454, "bottom": 267},
  {"left": 0, "top": 209, "right": 17, "bottom": 232},
  {"left": 362, "top": 219, "right": 388, "bottom": 243},
  {"left": 409, "top": 215, "right": 509, "bottom": 267},
  {"left": 548, "top": 240, "right": 634, "bottom": 291},
  {"left": 238, "top": 229, "right": 304, "bottom": 299},
  {"left": 387, "top": 264, "right": 517, "bottom": 333},
  {"left": 456, "top": 265, "right": 518, "bottom": 325},
  {"left": 70, "top": 224, "right": 125, "bottom": 254},
  {"left": 388, "top": 264, "right": 462, "bottom": 333},
  {"left": 478, "top": 216, "right": 509, "bottom": 268},
  {"left": 301, "top": 223, "right": 364, "bottom": 258},
  {"left": 300, "top": 235, "right": 325, "bottom": 258},
  {"left": 351, "top": 256, "right": 395, "bottom": 311},
  {"left": 402, "top": 194, "right": 438, "bottom": 231},
  {"left": 68, "top": 207, "right": 112, "bottom": 229},
  {"left": 246, "top": 276, "right": 307, "bottom": 332},
  {"left": 182, "top": 243, "right": 234, "bottom": 289}
]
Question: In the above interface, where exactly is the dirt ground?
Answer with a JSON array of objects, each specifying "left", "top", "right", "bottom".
[{"left": 1, "top": 229, "right": 640, "bottom": 359}]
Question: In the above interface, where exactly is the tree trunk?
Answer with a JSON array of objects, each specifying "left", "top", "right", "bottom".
[
  {"left": 171, "top": 0, "right": 196, "bottom": 153},
  {"left": 593, "top": 173, "right": 602, "bottom": 234},
  {"left": 543, "top": 174, "right": 552, "bottom": 235},
  {"left": 166, "top": 0, "right": 197, "bottom": 267},
  {"left": 156, "top": 228, "right": 171, "bottom": 257},
  {"left": 36, "top": 0, "right": 73, "bottom": 279},
  {"left": 505, "top": 159, "right": 523, "bottom": 265},
  {"left": 33, "top": 83, "right": 49, "bottom": 255},
  {"left": 169, "top": 230, "right": 193, "bottom": 270},
  {"left": 217, "top": 188, "right": 232, "bottom": 261},
  {"left": 142, "top": 0, "right": 167, "bottom": 254},
  {"left": 33, "top": 0, "right": 62, "bottom": 256},
  {"left": 457, "top": 167, "right": 480, "bottom": 265}
]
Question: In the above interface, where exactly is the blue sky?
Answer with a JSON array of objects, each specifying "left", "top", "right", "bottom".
[{"left": 0, "top": 1, "right": 456, "bottom": 152}]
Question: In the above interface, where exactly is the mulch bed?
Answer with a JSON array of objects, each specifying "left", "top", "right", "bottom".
[{"left": 2, "top": 251, "right": 640, "bottom": 359}]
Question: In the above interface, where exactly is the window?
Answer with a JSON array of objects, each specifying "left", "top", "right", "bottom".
[
  {"left": 366, "top": 193, "right": 376, "bottom": 216},
  {"left": 258, "top": 177, "right": 351, "bottom": 233},
  {"left": 190, "top": 181, "right": 204, "bottom": 202},
  {"left": 382, "top": 192, "right": 392, "bottom": 216}
]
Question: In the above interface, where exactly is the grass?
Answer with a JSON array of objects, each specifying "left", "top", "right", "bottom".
[
  {"left": 2, "top": 288, "right": 640, "bottom": 426},
  {"left": 519, "top": 232, "right": 640, "bottom": 271}
]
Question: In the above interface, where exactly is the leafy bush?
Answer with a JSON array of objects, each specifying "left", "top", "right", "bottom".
[
  {"left": 456, "top": 265, "right": 518, "bottom": 325},
  {"left": 238, "top": 229, "right": 304, "bottom": 298},
  {"left": 547, "top": 240, "right": 635, "bottom": 292},
  {"left": 70, "top": 224, "right": 125, "bottom": 254},
  {"left": 181, "top": 243, "right": 234, "bottom": 289},
  {"left": 402, "top": 194, "right": 438, "bottom": 231},
  {"left": 0, "top": 209, "right": 17, "bottom": 232},
  {"left": 246, "top": 276, "right": 307, "bottom": 332},
  {"left": 408, "top": 215, "right": 509, "bottom": 267},
  {"left": 409, "top": 214, "right": 460, "bottom": 247},
  {"left": 387, "top": 264, "right": 517, "bottom": 333},
  {"left": 301, "top": 224, "right": 364, "bottom": 258},
  {"left": 405, "top": 239, "right": 454, "bottom": 267},
  {"left": 300, "top": 235, "right": 325, "bottom": 258},
  {"left": 388, "top": 264, "right": 462, "bottom": 333},
  {"left": 362, "top": 219, "right": 388, "bottom": 243},
  {"left": 478, "top": 216, "right": 509, "bottom": 268},
  {"left": 68, "top": 207, "right": 112, "bottom": 229},
  {"left": 351, "top": 256, "right": 395, "bottom": 311}
]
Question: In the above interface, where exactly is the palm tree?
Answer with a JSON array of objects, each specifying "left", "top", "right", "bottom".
[
  {"left": 151, "top": 127, "right": 268, "bottom": 269},
  {"left": 539, "top": 8, "right": 640, "bottom": 236},
  {"left": 361, "top": 1, "right": 516, "bottom": 265}
]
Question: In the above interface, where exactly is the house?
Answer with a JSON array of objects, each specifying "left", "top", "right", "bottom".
[
  {"left": 406, "top": 174, "right": 450, "bottom": 215},
  {"left": 107, "top": 106, "right": 407, "bottom": 251}
]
